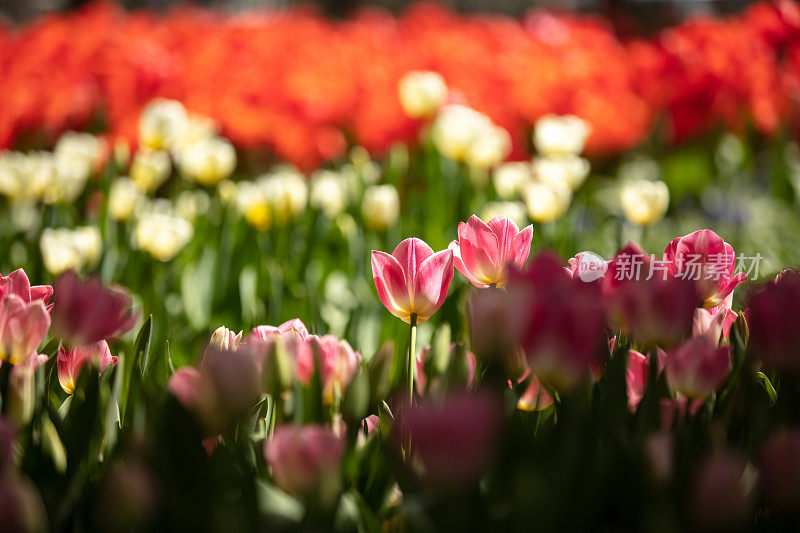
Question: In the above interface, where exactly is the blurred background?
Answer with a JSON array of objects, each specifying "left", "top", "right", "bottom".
[{"left": 0, "top": 0, "right": 757, "bottom": 28}]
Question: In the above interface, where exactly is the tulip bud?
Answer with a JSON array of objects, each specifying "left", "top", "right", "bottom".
[
  {"left": 264, "top": 424, "right": 344, "bottom": 503},
  {"left": 464, "top": 124, "right": 511, "bottom": 170},
  {"left": 260, "top": 169, "right": 308, "bottom": 224},
  {"left": 134, "top": 212, "right": 194, "bottom": 262},
  {"left": 664, "top": 337, "right": 730, "bottom": 399},
  {"left": 479, "top": 201, "right": 528, "bottom": 230},
  {"left": 108, "top": 177, "right": 141, "bottom": 222},
  {"left": 533, "top": 114, "right": 590, "bottom": 156},
  {"left": 208, "top": 326, "right": 242, "bottom": 352},
  {"left": 138, "top": 99, "right": 189, "bottom": 151},
  {"left": 40, "top": 226, "right": 102, "bottom": 275},
  {"left": 493, "top": 162, "right": 533, "bottom": 200},
  {"left": 198, "top": 346, "right": 261, "bottom": 434},
  {"left": 309, "top": 170, "right": 347, "bottom": 218},
  {"left": 177, "top": 137, "right": 237, "bottom": 186},
  {"left": 533, "top": 154, "right": 590, "bottom": 192},
  {"left": 620, "top": 179, "right": 669, "bottom": 226},
  {"left": 362, "top": 184, "right": 399, "bottom": 231},
  {"left": 522, "top": 179, "right": 571, "bottom": 223},
  {"left": 167, "top": 367, "right": 202, "bottom": 412},
  {"left": 516, "top": 370, "right": 554, "bottom": 411},
  {"left": 57, "top": 341, "right": 118, "bottom": 395},
  {"left": 397, "top": 71, "right": 448, "bottom": 119},
  {"left": 131, "top": 148, "right": 171, "bottom": 193},
  {"left": 0, "top": 296, "right": 50, "bottom": 365},
  {"left": 7, "top": 354, "right": 46, "bottom": 426}
]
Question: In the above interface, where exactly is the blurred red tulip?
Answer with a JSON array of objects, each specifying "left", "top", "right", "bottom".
[
  {"left": 746, "top": 270, "right": 800, "bottom": 373},
  {"left": 759, "top": 427, "right": 800, "bottom": 512},
  {"left": 371, "top": 238, "right": 454, "bottom": 325},
  {"left": 449, "top": 215, "right": 533, "bottom": 288},
  {"left": 51, "top": 271, "right": 138, "bottom": 347},
  {"left": 57, "top": 341, "right": 118, "bottom": 395},
  {"left": 264, "top": 424, "right": 344, "bottom": 500},
  {"left": 664, "top": 337, "right": 731, "bottom": 400},
  {"left": 626, "top": 350, "right": 649, "bottom": 412},
  {"left": 690, "top": 450, "right": 756, "bottom": 532}
]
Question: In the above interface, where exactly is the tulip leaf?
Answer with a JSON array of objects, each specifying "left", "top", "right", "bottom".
[
  {"left": 756, "top": 371, "right": 778, "bottom": 405},
  {"left": 120, "top": 315, "right": 151, "bottom": 427},
  {"left": 181, "top": 248, "right": 217, "bottom": 330}
]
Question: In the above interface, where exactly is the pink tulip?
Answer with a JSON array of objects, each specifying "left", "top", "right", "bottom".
[
  {"left": 415, "top": 343, "right": 477, "bottom": 395},
  {"left": 395, "top": 392, "right": 503, "bottom": 487},
  {"left": 692, "top": 297, "right": 737, "bottom": 346},
  {"left": 516, "top": 370, "right": 554, "bottom": 411},
  {"left": 295, "top": 335, "right": 362, "bottom": 403},
  {"left": 167, "top": 367, "right": 202, "bottom": 411},
  {"left": 371, "top": 238, "right": 454, "bottom": 324},
  {"left": 57, "top": 341, "right": 118, "bottom": 394},
  {"left": 746, "top": 270, "right": 800, "bottom": 373},
  {"left": 449, "top": 215, "right": 533, "bottom": 288},
  {"left": 663, "top": 229, "right": 747, "bottom": 308},
  {"left": 247, "top": 319, "right": 309, "bottom": 343},
  {"left": 664, "top": 336, "right": 731, "bottom": 399},
  {"left": 51, "top": 271, "right": 138, "bottom": 347},
  {"left": 0, "top": 295, "right": 51, "bottom": 365},
  {"left": 0, "top": 269, "right": 52, "bottom": 306},
  {"left": 626, "top": 350, "right": 649, "bottom": 412},
  {"left": 467, "top": 287, "right": 528, "bottom": 370},
  {"left": 264, "top": 424, "right": 344, "bottom": 499},
  {"left": 7, "top": 353, "right": 47, "bottom": 425}
]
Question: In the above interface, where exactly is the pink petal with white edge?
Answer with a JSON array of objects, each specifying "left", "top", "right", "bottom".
[
  {"left": 508, "top": 224, "right": 534, "bottom": 271},
  {"left": 371, "top": 251, "right": 412, "bottom": 321},
  {"left": 449, "top": 240, "right": 487, "bottom": 288},
  {"left": 412, "top": 249, "right": 454, "bottom": 324}
]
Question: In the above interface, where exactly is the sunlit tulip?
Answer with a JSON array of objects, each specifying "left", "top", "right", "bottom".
[
  {"left": 416, "top": 343, "right": 477, "bottom": 395},
  {"left": 620, "top": 179, "right": 669, "bottom": 226},
  {"left": 492, "top": 162, "right": 533, "bottom": 200},
  {"left": 0, "top": 295, "right": 50, "bottom": 365},
  {"left": 759, "top": 427, "right": 800, "bottom": 512},
  {"left": 47, "top": 132, "right": 104, "bottom": 204},
  {"left": 693, "top": 298, "right": 737, "bottom": 345},
  {"left": 533, "top": 114, "right": 590, "bottom": 156},
  {"left": 663, "top": 229, "right": 747, "bottom": 308},
  {"left": 264, "top": 424, "right": 344, "bottom": 500},
  {"left": 51, "top": 271, "right": 138, "bottom": 347},
  {"left": 362, "top": 184, "right": 399, "bottom": 230},
  {"left": 398, "top": 71, "right": 448, "bottom": 119},
  {"left": 57, "top": 341, "right": 118, "bottom": 394},
  {"left": 0, "top": 269, "right": 52, "bottom": 305},
  {"left": 234, "top": 181, "right": 271, "bottom": 232},
  {"left": 196, "top": 345, "right": 261, "bottom": 434},
  {"left": 309, "top": 170, "right": 347, "bottom": 218},
  {"left": 295, "top": 335, "right": 362, "bottom": 403},
  {"left": 260, "top": 168, "right": 308, "bottom": 224},
  {"left": 746, "top": 270, "right": 800, "bottom": 373},
  {"left": 464, "top": 124, "right": 512, "bottom": 170},
  {"left": 134, "top": 212, "right": 194, "bottom": 262},
  {"left": 431, "top": 105, "right": 492, "bottom": 162},
  {"left": 40, "top": 226, "right": 102, "bottom": 275},
  {"left": 247, "top": 319, "right": 309, "bottom": 343},
  {"left": 395, "top": 392, "right": 502, "bottom": 486},
  {"left": 108, "top": 177, "right": 141, "bottom": 222},
  {"left": 533, "top": 154, "right": 591, "bottom": 192},
  {"left": 371, "top": 238, "right": 454, "bottom": 325},
  {"left": 690, "top": 450, "right": 757, "bottom": 531},
  {"left": 664, "top": 336, "right": 731, "bottom": 399},
  {"left": 522, "top": 179, "right": 571, "bottom": 223},
  {"left": 449, "top": 215, "right": 533, "bottom": 288},
  {"left": 139, "top": 99, "right": 189, "bottom": 151},
  {"left": 207, "top": 326, "right": 242, "bottom": 353},
  {"left": 177, "top": 136, "right": 237, "bottom": 186},
  {"left": 174, "top": 190, "right": 210, "bottom": 222},
  {"left": 512, "top": 253, "right": 606, "bottom": 390},
  {"left": 516, "top": 370, "right": 554, "bottom": 411},
  {"left": 130, "top": 148, "right": 171, "bottom": 193}
]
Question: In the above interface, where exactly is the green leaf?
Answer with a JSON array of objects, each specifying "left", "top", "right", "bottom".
[
  {"left": 120, "top": 315, "right": 151, "bottom": 427},
  {"left": 756, "top": 371, "right": 778, "bottom": 405},
  {"left": 181, "top": 247, "right": 217, "bottom": 330}
]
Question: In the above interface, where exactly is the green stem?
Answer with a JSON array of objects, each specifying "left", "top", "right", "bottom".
[{"left": 408, "top": 314, "right": 417, "bottom": 406}]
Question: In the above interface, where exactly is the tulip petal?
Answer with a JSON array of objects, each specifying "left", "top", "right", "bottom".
[
  {"left": 391, "top": 238, "right": 433, "bottom": 286},
  {"left": 508, "top": 224, "right": 534, "bottom": 270},
  {"left": 449, "top": 240, "right": 486, "bottom": 288},
  {"left": 458, "top": 219, "right": 500, "bottom": 285},
  {"left": 371, "top": 250, "right": 412, "bottom": 321},
  {"left": 413, "top": 249, "right": 454, "bottom": 323}
]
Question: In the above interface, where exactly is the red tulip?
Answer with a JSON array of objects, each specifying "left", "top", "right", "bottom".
[
  {"left": 57, "top": 341, "right": 118, "bottom": 394},
  {"left": 264, "top": 424, "right": 344, "bottom": 500},
  {"left": 51, "top": 271, "right": 138, "bottom": 347},
  {"left": 395, "top": 392, "right": 503, "bottom": 487},
  {"left": 371, "top": 238, "right": 454, "bottom": 324},
  {"left": 759, "top": 427, "right": 800, "bottom": 512},
  {"left": 664, "top": 336, "right": 731, "bottom": 399},
  {"left": 0, "top": 269, "right": 52, "bottom": 306},
  {"left": 663, "top": 229, "right": 747, "bottom": 308},
  {"left": 0, "top": 295, "right": 51, "bottom": 365},
  {"left": 511, "top": 253, "right": 607, "bottom": 391},
  {"left": 746, "top": 270, "right": 800, "bottom": 373},
  {"left": 449, "top": 215, "right": 533, "bottom": 288}
]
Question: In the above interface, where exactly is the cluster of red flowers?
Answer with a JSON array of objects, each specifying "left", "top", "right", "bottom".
[{"left": 1, "top": 1, "right": 799, "bottom": 169}]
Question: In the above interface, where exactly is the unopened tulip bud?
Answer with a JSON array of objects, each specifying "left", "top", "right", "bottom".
[
  {"left": 620, "top": 180, "right": 669, "bottom": 226},
  {"left": 108, "top": 177, "right": 140, "bottom": 222},
  {"left": 664, "top": 337, "right": 730, "bottom": 399},
  {"left": 523, "top": 179, "right": 571, "bottom": 223},
  {"left": 493, "top": 162, "right": 533, "bottom": 200},
  {"left": 398, "top": 71, "right": 448, "bottom": 119},
  {"left": 131, "top": 149, "right": 171, "bottom": 193},
  {"left": 139, "top": 99, "right": 188, "bottom": 151},
  {"left": 134, "top": 212, "right": 193, "bottom": 262},
  {"left": 310, "top": 170, "right": 347, "bottom": 218},
  {"left": 362, "top": 184, "right": 399, "bottom": 230},
  {"left": 533, "top": 114, "right": 590, "bottom": 156},
  {"left": 533, "top": 154, "right": 590, "bottom": 192},
  {"left": 177, "top": 137, "right": 236, "bottom": 186},
  {"left": 465, "top": 125, "right": 511, "bottom": 170},
  {"left": 208, "top": 326, "right": 242, "bottom": 352}
]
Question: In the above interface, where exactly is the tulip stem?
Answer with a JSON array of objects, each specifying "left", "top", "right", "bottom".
[{"left": 408, "top": 314, "right": 417, "bottom": 406}]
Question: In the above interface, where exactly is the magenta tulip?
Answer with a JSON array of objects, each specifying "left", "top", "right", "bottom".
[
  {"left": 663, "top": 229, "right": 747, "bottom": 308},
  {"left": 664, "top": 336, "right": 731, "bottom": 399},
  {"left": 746, "top": 270, "right": 800, "bottom": 373},
  {"left": 57, "top": 341, "right": 118, "bottom": 394},
  {"left": 51, "top": 271, "right": 138, "bottom": 347},
  {"left": 626, "top": 350, "right": 649, "bottom": 412},
  {"left": 449, "top": 215, "right": 533, "bottom": 288},
  {"left": 371, "top": 238, "right": 453, "bottom": 325},
  {"left": 0, "top": 269, "right": 52, "bottom": 306},
  {"left": 0, "top": 294, "right": 51, "bottom": 365},
  {"left": 264, "top": 424, "right": 344, "bottom": 499}
]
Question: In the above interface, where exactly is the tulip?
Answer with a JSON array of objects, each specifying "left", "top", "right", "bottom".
[
  {"left": 130, "top": 148, "right": 171, "bottom": 193},
  {"left": 0, "top": 295, "right": 51, "bottom": 365},
  {"left": 134, "top": 212, "right": 194, "bottom": 262},
  {"left": 626, "top": 350, "right": 649, "bottom": 412},
  {"left": 746, "top": 270, "right": 800, "bottom": 373},
  {"left": 295, "top": 335, "right": 362, "bottom": 404},
  {"left": 431, "top": 105, "right": 493, "bottom": 163},
  {"left": 108, "top": 177, "right": 141, "bottom": 222},
  {"left": 492, "top": 162, "right": 533, "bottom": 200},
  {"left": 309, "top": 170, "right": 347, "bottom": 218},
  {"left": 533, "top": 114, "right": 590, "bottom": 156},
  {"left": 464, "top": 124, "right": 512, "bottom": 170},
  {"left": 532, "top": 154, "right": 590, "bottom": 192},
  {"left": 416, "top": 343, "right": 477, "bottom": 395},
  {"left": 449, "top": 215, "right": 533, "bottom": 288},
  {"left": 663, "top": 229, "right": 747, "bottom": 308},
  {"left": 198, "top": 346, "right": 261, "bottom": 434},
  {"left": 511, "top": 253, "right": 607, "bottom": 391},
  {"left": 372, "top": 238, "right": 454, "bottom": 404},
  {"left": 40, "top": 226, "right": 102, "bottom": 275},
  {"left": 0, "top": 269, "right": 52, "bottom": 305},
  {"left": 138, "top": 98, "right": 189, "bottom": 151},
  {"left": 467, "top": 287, "right": 527, "bottom": 371},
  {"left": 759, "top": 427, "right": 800, "bottom": 512},
  {"left": 693, "top": 299, "right": 737, "bottom": 346},
  {"left": 57, "top": 341, "right": 118, "bottom": 395},
  {"left": 177, "top": 136, "right": 236, "bottom": 186},
  {"left": 51, "top": 271, "right": 138, "bottom": 347},
  {"left": 362, "top": 184, "right": 400, "bottom": 231},
  {"left": 690, "top": 450, "right": 757, "bottom": 531},
  {"left": 260, "top": 169, "right": 308, "bottom": 225},
  {"left": 516, "top": 370, "right": 554, "bottom": 411},
  {"left": 397, "top": 71, "right": 448, "bottom": 119},
  {"left": 247, "top": 319, "right": 309, "bottom": 343},
  {"left": 167, "top": 367, "right": 202, "bottom": 412},
  {"left": 522, "top": 179, "right": 571, "bottom": 223},
  {"left": 479, "top": 201, "right": 528, "bottom": 230},
  {"left": 664, "top": 336, "right": 731, "bottom": 399},
  {"left": 620, "top": 179, "right": 669, "bottom": 226},
  {"left": 394, "top": 392, "right": 502, "bottom": 487},
  {"left": 264, "top": 424, "right": 344, "bottom": 502},
  {"left": 207, "top": 326, "right": 242, "bottom": 353}
]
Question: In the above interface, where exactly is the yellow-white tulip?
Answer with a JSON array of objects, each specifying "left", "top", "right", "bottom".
[
  {"left": 620, "top": 180, "right": 670, "bottom": 226},
  {"left": 398, "top": 71, "right": 448, "bottom": 119}
]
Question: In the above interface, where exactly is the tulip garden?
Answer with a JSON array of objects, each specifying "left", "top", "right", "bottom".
[{"left": 3, "top": 0, "right": 800, "bottom": 531}]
